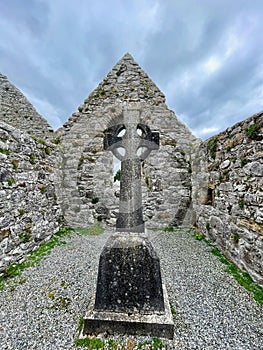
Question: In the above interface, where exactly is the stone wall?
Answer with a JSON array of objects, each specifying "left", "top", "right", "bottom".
[
  {"left": 192, "top": 112, "right": 263, "bottom": 285},
  {"left": 1, "top": 53, "right": 261, "bottom": 287},
  {"left": 0, "top": 121, "right": 61, "bottom": 271},
  {"left": 0, "top": 73, "right": 53, "bottom": 140},
  {"left": 56, "top": 54, "right": 197, "bottom": 229}
]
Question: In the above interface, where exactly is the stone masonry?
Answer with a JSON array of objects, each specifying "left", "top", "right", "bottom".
[
  {"left": 0, "top": 73, "right": 53, "bottom": 140},
  {"left": 192, "top": 112, "right": 263, "bottom": 285},
  {"left": 56, "top": 53, "right": 197, "bottom": 230},
  {"left": 0, "top": 121, "right": 61, "bottom": 271},
  {"left": 0, "top": 53, "right": 262, "bottom": 286}
]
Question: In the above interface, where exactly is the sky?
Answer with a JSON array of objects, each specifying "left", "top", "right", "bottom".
[{"left": 0, "top": 0, "right": 263, "bottom": 139}]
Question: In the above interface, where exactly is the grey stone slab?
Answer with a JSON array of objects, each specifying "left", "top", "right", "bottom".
[{"left": 83, "top": 284, "right": 174, "bottom": 339}]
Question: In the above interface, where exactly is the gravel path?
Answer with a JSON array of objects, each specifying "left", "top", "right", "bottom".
[{"left": 0, "top": 228, "right": 262, "bottom": 349}]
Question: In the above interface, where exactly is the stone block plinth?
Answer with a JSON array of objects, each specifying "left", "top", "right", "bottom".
[
  {"left": 83, "top": 232, "right": 174, "bottom": 339},
  {"left": 83, "top": 284, "right": 174, "bottom": 339}
]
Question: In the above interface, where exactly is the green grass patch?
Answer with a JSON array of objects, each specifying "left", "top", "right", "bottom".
[
  {"left": 33, "top": 137, "right": 46, "bottom": 145},
  {"left": 207, "top": 137, "right": 217, "bottom": 159},
  {"left": 74, "top": 337, "right": 104, "bottom": 349},
  {"left": 193, "top": 233, "right": 204, "bottom": 241},
  {"left": 137, "top": 337, "right": 166, "bottom": 350},
  {"left": 18, "top": 233, "right": 31, "bottom": 243},
  {"left": 211, "top": 247, "right": 263, "bottom": 304},
  {"left": 7, "top": 178, "right": 14, "bottom": 186},
  {"left": 12, "top": 159, "right": 19, "bottom": 170},
  {"left": 170, "top": 306, "right": 176, "bottom": 315},
  {"left": 53, "top": 137, "right": 61, "bottom": 144},
  {"left": 245, "top": 123, "right": 259, "bottom": 139},
  {"left": 46, "top": 296, "right": 71, "bottom": 310},
  {"left": 211, "top": 248, "right": 222, "bottom": 257},
  {"left": 113, "top": 169, "right": 121, "bottom": 182},
  {"left": 29, "top": 154, "right": 36, "bottom": 165},
  {"left": 238, "top": 200, "right": 244, "bottom": 209},
  {"left": 77, "top": 317, "right": 85, "bottom": 334},
  {"left": 45, "top": 147, "right": 51, "bottom": 155},
  {"left": 0, "top": 227, "right": 71, "bottom": 291},
  {"left": 74, "top": 225, "right": 104, "bottom": 236},
  {"left": 163, "top": 227, "right": 174, "bottom": 232},
  {"left": 240, "top": 157, "right": 248, "bottom": 167},
  {"left": 0, "top": 147, "right": 11, "bottom": 155},
  {"left": 74, "top": 336, "right": 166, "bottom": 349}
]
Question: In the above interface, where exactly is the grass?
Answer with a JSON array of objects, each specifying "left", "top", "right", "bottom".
[
  {"left": 238, "top": 200, "right": 244, "bottom": 209},
  {"left": 18, "top": 233, "right": 31, "bottom": 243},
  {"left": 29, "top": 154, "right": 36, "bottom": 165},
  {"left": 245, "top": 123, "right": 259, "bottom": 139},
  {"left": 7, "top": 178, "right": 14, "bottom": 186},
  {"left": 12, "top": 159, "right": 19, "bottom": 170},
  {"left": 192, "top": 232, "right": 204, "bottom": 240},
  {"left": 0, "top": 225, "right": 104, "bottom": 290},
  {"left": 114, "top": 169, "right": 121, "bottom": 182},
  {"left": 188, "top": 229, "right": 262, "bottom": 304},
  {"left": 45, "top": 147, "right": 51, "bottom": 155},
  {"left": 240, "top": 157, "right": 248, "bottom": 167},
  {"left": 170, "top": 306, "right": 176, "bottom": 315},
  {"left": 210, "top": 248, "right": 263, "bottom": 304},
  {"left": 74, "top": 336, "right": 166, "bottom": 349},
  {"left": 53, "top": 137, "right": 61, "bottom": 144},
  {"left": 74, "top": 337, "right": 105, "bottom": 349},
  {"left": 0, "top": 147, "right": 11, "bottom": 155},
  {"left": 191, "top": 230, "right": 211, "bottom": 245},
  {"left": 163, "top": 227, "right": 174, "bottom": 232},
  {"left": 0, "top": 227, "right": 71, "bottom": 291},
  {"left": 74, "top": 225, "right": 104, "bottom": 236},
  {"left": 153, "top": 227, "right": 262, "bottom": 304},
  {"left": 46, "top": 296, "right": 71, "bottom": 310},
  {"left": 207, "top": 137, "right": 217, "bottom": 159},
  {"left": 232, "top": 232, "right": 240, "bottom": 243},
  {"left": 75, "top": 317, "right": 167, "bottom": 349}
]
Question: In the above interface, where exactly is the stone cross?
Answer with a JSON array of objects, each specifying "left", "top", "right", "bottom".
[
  {"left": 104, "top": 109, "right": 159, "bottom": 232},
  {"left": 84, "top": 107, "right": 174, "bottom": 338}
]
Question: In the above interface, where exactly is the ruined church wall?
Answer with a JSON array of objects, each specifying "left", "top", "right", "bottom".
[
  {"left": 192, "top": 112, "right": 263, "bottom": 285},
  {"left": 0, "top": 121, "right": 62, "bottom": 271},
  {"left": 56, "top": 102, "right": 197, "bottom": 230},
  {"left": 56, "top": 53, "right": 198, "bottom": 230},
  {"left": 0, "top": 73, "right": 53, "bottom": 140}
]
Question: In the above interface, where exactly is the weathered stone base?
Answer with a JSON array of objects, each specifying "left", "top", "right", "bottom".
[
  {"left": 83, "top": 285, "right": 174, "bottom": 339},
  {"left": 94, "top": 232, "right": 165, "bottom": 313}
]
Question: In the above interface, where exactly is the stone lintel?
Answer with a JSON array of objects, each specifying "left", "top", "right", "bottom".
[{"left": 83, "top": 285, "right": 174, "bottom": 339}]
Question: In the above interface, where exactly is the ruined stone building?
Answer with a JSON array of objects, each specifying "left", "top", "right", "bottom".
[{"left": 0, "top": 54, "right": 262, "bottom": 286}]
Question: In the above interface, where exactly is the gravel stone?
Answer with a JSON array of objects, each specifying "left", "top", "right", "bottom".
[{"left": 0, "top": 229, "right": 262, "bottom": 349}]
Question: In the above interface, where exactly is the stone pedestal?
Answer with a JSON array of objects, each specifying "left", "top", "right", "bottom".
[{"left": 83, "top": 232, "right": 174, "bottom": 339}]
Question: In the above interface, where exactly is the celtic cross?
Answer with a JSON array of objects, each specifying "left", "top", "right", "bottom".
[{"left": 104, "top": 109, "right": 159, "bottom": 232}]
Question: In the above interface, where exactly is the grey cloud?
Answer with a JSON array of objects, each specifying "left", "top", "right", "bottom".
[
  {"left": 0, "top": 0, "right": 49, "bottom": 38},
  {"left": 0, "top": 0, "right": 263, "bottom": 138}
]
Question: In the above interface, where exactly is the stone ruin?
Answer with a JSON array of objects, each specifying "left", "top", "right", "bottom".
[{"left": 0, "top": 53, "right": 262, "bottom": 292}]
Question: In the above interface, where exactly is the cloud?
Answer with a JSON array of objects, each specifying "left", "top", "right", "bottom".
[
  {"left": 0, "top": 0, "right": 263, "bottom": 140},
  {"left": 21, "top": 88, "right": 63, "bottom": 131},
  {"left": 193, "top": 126, "right": 220, "bottom": 138}
]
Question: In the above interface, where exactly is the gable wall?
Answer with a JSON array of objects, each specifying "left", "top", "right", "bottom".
[
  {"left": 0, "top": 73, "right": 53, "bottom": 140},
  {"left": 56, "top": 102, "right": 197, "bottom": 229}
]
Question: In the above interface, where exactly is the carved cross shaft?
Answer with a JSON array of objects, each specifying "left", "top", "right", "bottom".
[{"left": 104, "top": 109, "right": 159, "bottom": 232}]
